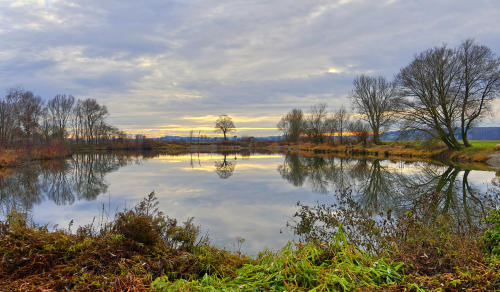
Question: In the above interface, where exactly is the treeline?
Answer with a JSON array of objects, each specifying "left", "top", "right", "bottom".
[
  {"left": 278, "top": 39, "right": 500, "bottom": 150},
  {"left": 0, "top": 88, "right": 126, "bottom": 146},
  {"left": 277, "top": 104, "right": 371, "bottom": 145}
]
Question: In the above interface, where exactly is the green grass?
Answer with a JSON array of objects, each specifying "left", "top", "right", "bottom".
[
  {"left": 467, "top": 140, "right": 500, "bottom": 148},
  {"left": 151, "top": 227, "right": 405, "bottom": 291}
]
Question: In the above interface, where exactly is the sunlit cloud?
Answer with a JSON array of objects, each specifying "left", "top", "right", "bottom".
[
  {"left": 181, "top": 115, "right": 280, "bottom": 123},
  {"left": 0, "top": 0, "right": 499, "bottom": 136}
]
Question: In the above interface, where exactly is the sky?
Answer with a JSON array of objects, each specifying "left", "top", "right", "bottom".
[{"left": 1, "top": 0, "right": 499, "bottom": 137}]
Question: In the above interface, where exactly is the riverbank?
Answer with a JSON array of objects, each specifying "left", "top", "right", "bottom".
[
  {"left": 0, "top": 141, "right": 188, "bottom": 168},
  {"left": 1, "top": 193, "right": 498, "bottom": 291},
  {"left": 266, "top": 140, "right": 500, "bottom": 168},
  {"left": 0, "top": 143, "right": 73, "bottom": 168},
  {"left": 1, "top": 139, "right": 499, "bottom": 170}
]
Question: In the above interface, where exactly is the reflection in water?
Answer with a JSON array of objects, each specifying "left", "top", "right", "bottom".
[
  {"left": 0, "top": 151, "right": 497, "bottom": 254},
  {"left": 0, "top": 153, "right": 135, "bottom": 216},
  {"left": 214, "top": 154, "right": 236, "bottom": 179},
  {"left": 279, "top": 154, "right": 498, "bottom": 246}
]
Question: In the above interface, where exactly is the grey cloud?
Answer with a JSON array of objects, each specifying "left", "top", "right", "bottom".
[{"left": 0, "top": 0, "right": 499, "bottom": 135}]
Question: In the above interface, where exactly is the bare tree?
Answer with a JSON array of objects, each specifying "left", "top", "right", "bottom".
[
  {"left": 306, "top": 103, "right": 327, "bottom": 143},
  {"left": 215, "top": 115, "right": 235, "bottom": 141},
  {"left": 277, "top": 108, "right": 305, "bottom": 142},
  {"left": 78, "top": 98, "right": 108, "bottom": 143},
  {"left": 72, "top": 101, "right": 84, "bottom": 143},
  {"left": 351, "top": 75, "right": 399, "bottom": 144},
  {"left": 0, "top": 88, "right": 44, "bottom": 145},
  {"left": 0, "top": 98, "right": 17, "bottom": 145},
  {"left": 397, "top": 45, "right": 463, "bottom": 150},
  {"left": 457, "top": 39, "right": 500, "bottom": 147},
  {"left": 48, "top": 94, "right": 75, "bottom": 141},
  {"left": 324, "top": 115, "right": 338, "bottom": 144},
  {"left": 189, "top": 130, "right": 194, "bottom": 144},
  {"left": 6, "top": 89, "right": 44, "bottom": 142},
  {"left": 349, "top": 120, "right": 370, "bottom": 146},
  {"left": 334, "top": 106, "right": 348, "bottom": 144},
  {"left": 40, "top": 108, "right": 52, "bottom": 143}
]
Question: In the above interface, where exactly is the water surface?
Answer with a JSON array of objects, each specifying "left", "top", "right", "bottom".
[{"left": 0, "top": 152, "right": 498, "bottom": 255}]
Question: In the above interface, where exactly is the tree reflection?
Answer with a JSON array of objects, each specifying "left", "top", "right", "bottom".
[
  {"left": 394, "top": 165, "right": 491, "bottom": 231},
  {"left": 214, "top": 154, "right": 236, "bottom": 179},
  {"left": 0, "top": 165, "right": 44, "bottom": 216},
  {"left": 277, "top": 154, "right": 353, "bottom": 194},
  {"left": 0, "top": 152, "right": 134, "bottom": 216},
  {"left": 279, "top": 154, "right": 497, "bottom": 245},
  {"left": 347, "top": 159, "right": 396, "bottom": 213}
]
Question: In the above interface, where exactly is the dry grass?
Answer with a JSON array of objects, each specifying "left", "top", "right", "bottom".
[
  {"left": 272, "top": 140, "right": 499, "bottom": 165},
  {"left": 0, "top": 193, "right": 250, "bottom": 291},
  {"left": 0, "top": 149, "right": 21, "bottom": 167}
]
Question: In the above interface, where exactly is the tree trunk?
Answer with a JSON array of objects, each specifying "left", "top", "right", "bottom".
[
  {"left": 462, "top": 128, "right": 472, "bottom": 147},
  {"left": 373, "top": 129, "right": 381, "bottom": 145}
]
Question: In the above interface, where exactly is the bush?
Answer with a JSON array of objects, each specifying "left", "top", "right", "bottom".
[
  {"left": 113, "top": 192, "right": 207, "bottom": 251},
  {"left": 483, "top": 209, "right": 500, "bottom": 256},
  {"left": 0, "top": 192, "right": 244, "bottom": 290}
]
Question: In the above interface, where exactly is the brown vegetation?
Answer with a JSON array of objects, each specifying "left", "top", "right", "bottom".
[
  {"left": 0, "top": 193, "right": 250, "bottom": 291},
  {"left": 269, "top": 140, "right": 499, "bottom": 165}
]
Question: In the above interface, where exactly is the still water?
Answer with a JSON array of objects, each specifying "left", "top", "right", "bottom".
[{"left": 0, "top": 152, "right": 498, "bottom": 255}]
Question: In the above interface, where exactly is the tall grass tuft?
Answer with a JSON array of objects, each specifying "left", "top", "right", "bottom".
[{"left": 151, "top": 226, "right": 404, "bottom": 291}]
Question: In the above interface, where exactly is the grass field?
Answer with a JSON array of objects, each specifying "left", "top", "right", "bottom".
[{"left": 468, "top": 140, "right": 500, "bottom": 148}]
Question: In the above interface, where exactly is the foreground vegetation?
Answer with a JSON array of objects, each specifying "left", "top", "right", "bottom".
[{"left": 0, "top": 192, "right": 498, "bottom": 291}]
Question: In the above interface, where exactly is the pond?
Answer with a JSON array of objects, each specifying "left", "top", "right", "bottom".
[{"left": 0, "top": 152, "right": 498, "bottom": 255}]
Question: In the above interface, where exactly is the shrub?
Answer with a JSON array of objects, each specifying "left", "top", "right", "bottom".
[
  {"left": 483, "top": 209, "right": 500, "bottom": 256},
  {"left": 112, "top": 192, "right": 207, "bottom": 251}
]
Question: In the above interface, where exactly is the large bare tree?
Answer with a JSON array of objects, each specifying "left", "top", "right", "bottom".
[
  {"left": 351, "top": 75, "right": 399, "bottom": 144},
  {"left": 397, "top": 45, "right": 463, "bottom": 150},
  {"left": 277, "top": 108, "right": 305, "bottom": 142},
  {"left": 457, "top": 39, "right": 500, "bottom": 147},
  {"left": 215, "top": 115, "right": 235, "bottom": 141}
]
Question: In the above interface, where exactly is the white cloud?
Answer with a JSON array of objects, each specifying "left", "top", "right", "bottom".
[{"left": 0, "top": 0, "right": 499, "bottom": 136}]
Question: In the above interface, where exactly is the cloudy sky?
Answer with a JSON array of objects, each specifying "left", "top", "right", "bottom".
[{"left": 1, "top": 0, "right": 499, "bottom": 137}]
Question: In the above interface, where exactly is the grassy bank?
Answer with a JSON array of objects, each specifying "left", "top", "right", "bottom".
[
  {"left": 0, "top": 193, "right": 498, "bottom": 291},
  {"left": 269, "top": 140, "right": 500, "bottom": 165},
  {"left": 0, "top": 143, "right": 73, "bottom": 167},
  {"left": 2, "top": 139, "right": 496, "bottom": 169},
  {"left": 0, "top": 141, "right": 190, "bottom": 168}
]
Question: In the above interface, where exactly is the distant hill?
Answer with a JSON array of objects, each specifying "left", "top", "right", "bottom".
[
  {"left": 155, "top": 127, "right": 500, "bottom": 142},
  {"left": 380, "top": 127, "right": 500, "bottom": 141},
  {"left": 155, "top": 135, "right": 283, "bottom": 142}
]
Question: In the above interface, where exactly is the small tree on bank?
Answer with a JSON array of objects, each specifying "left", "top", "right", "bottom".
[
  {"left": 305, "top": 104, "right": 328, "bottom": 144},
  {"left": 215, "top": 115, "right": 236, "bottom": 141},
  {"left": 334, "top": 106, "right": 348, "bottom": 145},
  {"left": 351, "top": 75, "right": 399, "bottom": 144},
  {"left": 277, "top": 108, "right": 305, "bottom": 142}
]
